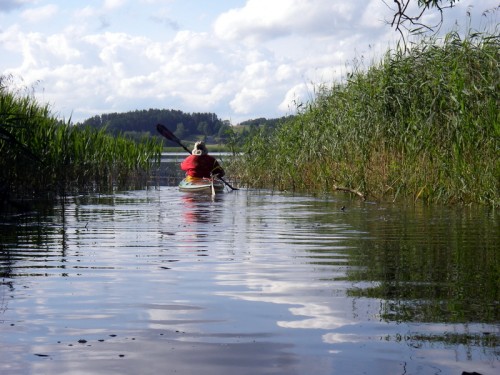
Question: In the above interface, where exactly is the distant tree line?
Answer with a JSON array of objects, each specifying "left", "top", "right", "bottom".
[
  {"left": 77, "top": 108, "right": 227, "bottom": 142},
  {"left": 77, "top": 108, "right": 291, "bottom": 145}
]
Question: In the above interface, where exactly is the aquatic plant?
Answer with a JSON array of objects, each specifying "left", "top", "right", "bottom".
[
  {"left": 0, "top": 76, "right": 163, "bottom": 202},
  {"left": 233, "top": 30, "right": 499, "bottom": 206}
]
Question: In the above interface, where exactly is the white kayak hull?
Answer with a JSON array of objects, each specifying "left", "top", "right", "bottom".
[{"left": 178, "top": 178, "right": 225, "bottom": 193}]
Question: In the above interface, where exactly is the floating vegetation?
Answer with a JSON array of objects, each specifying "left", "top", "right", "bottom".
[{"left": 233, "top": 30, "right": 499, "bottom": 206}]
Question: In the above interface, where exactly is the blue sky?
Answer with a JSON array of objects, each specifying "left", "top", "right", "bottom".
[{"left": 0, "top": 0, "right": 497, "bottom": 124}]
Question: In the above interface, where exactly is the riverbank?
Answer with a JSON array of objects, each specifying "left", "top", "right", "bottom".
[{"left": 231, "top": 30, "right": 499, "bottom": 207}]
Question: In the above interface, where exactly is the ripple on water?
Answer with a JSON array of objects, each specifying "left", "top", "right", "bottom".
[{"left": 0, "top": 189, "right": 498, "bottom": 375}]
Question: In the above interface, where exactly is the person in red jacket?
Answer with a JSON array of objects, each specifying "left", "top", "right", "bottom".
[{"left": 180, "top": 141, "right": 225, "bottom": 181}]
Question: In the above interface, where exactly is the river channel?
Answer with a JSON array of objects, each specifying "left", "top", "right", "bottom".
[{"left": 0, "top": 156, "right": 498, "bottom": 374}]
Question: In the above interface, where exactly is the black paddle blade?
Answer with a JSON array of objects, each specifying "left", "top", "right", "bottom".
[
  {"left": 156, "top": 123, "right": 192, "bottom": 154},
  {"left": 156, "top": 123, "right": 179, "bottom": 143}
]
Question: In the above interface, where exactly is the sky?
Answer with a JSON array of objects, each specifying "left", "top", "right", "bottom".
[{"left": 0, "top": 0, "right": 497, "bottom": 124}]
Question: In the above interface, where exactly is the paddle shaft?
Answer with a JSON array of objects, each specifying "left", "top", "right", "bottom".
[{"left": 156, "top": 123, "right": 238, "bottom": 190}]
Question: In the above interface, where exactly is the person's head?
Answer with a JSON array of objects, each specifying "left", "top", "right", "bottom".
[{"left": 192, "top": 141, "right": 208, "bottom": 156}]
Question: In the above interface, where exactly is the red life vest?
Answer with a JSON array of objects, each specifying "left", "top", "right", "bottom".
[{"left": 180, "top": 155, "right": 225, "bottom": 178}]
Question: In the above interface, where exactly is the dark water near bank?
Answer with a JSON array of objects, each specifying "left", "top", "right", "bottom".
[{"left": 0, "top": 183, "right": 498, "bottom": 374}]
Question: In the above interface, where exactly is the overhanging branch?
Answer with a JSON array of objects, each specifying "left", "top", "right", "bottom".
[{"left": 389, "top": 0, "right": 457, "bottom": 34}]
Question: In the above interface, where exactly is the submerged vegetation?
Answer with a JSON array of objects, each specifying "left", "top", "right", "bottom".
[
  {"left": 0, "top": 76, "right": 162, "bottom": 205},
  {"left": 233, "top": 30, "right": 499, "bottom": 206}
]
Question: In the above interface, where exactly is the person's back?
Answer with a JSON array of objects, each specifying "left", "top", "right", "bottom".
[{"left": 180, "top": 141, "right": 224, "bottom": 179}]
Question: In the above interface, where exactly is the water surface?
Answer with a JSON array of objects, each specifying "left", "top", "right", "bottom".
[{"left": 1, "top": 187, "right": 498, "bottom": 374}]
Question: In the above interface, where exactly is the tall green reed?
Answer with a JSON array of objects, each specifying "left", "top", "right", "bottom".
[
  {"left": 232, "top": 30, "right": 499, "bottom": 206},
  {"left": 0, "top": 76, "right": 163, "bottom": 200}
]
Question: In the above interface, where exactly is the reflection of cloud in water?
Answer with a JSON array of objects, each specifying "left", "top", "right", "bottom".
[
  {"left": 145, "top": 303, "right": 204, "bottom": 332},
  {"left": 214, "top": 272, "right": 353, "bottom": 331},
  {"left": 280, "top": 304, "right": 351, "bottom": 330},
  {"left": 197, "top": 191, "right": 363, "bottom": 336},
  {"left": 323, "top": 333, "right": 362, "bottom": 344}
]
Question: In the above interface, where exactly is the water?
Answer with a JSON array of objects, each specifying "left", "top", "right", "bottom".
[{"left": 0, "top": 186, "right": 498, "bottom": 375}]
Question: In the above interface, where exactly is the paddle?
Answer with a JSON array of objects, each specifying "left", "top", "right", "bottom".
[{"left": 156, "top": 123, "right": 238, "bottom": 190}]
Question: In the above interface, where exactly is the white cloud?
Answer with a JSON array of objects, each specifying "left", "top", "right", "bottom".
[
  {"left": 74, "top": 5, "right": 98, "bottom": 18},
  {"left": 275, "top": 64, "right": 296, "bottom": 82},
  {"left": 1, "top": 0, "right": 497, "bottom": 124},
  {"left": 360, "top": 0, "right": 393, "bottom": 28},
  {"left": 230, "top": 87, "right": 268, "bottom": 114},
  {"left": 214, "top": 0, "right": 378, "bottom": 44},
  {"left": 279, "top": 83, "right": 311, "bottom": 112},
  {"left": 46, "top": 34, "right": 81, "bottom": 60},
  {"left": 103, "top": 0, "right": 127, "bottom": 11},
  {"left": 21, "top": 3, "right": 58, "bottom": 22},
  {"left": 240, "top": 61, "right": 272, "bottom": 87},
  {"left": 0, "top": 24, "right": 21, "bottom": 52}
]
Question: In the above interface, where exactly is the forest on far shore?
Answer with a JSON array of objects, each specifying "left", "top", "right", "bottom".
[{"left": 77, "top": 109, "right": 290, "bottom": 145}]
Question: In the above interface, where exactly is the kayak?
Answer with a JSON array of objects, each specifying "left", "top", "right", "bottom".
[{"left": 178, "top": 177, "right": 225, "bottom": 193}]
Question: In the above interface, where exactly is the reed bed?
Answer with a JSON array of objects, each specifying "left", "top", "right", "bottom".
[
  {"left": 232, "top": 31, "right": 499, "bottom": 206},
  {"left": 0, "top": 77, "right": 163, "bottom": 201}
]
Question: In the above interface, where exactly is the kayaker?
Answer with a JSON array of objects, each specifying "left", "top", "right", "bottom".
[{"left": 180, "top": 141, "right": 225, "bottom": 181}]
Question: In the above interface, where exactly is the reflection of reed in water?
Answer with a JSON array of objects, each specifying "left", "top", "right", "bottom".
[
  {"left": 345, "top": 236, "right": 499, "bottom": 326},
  {"left": 150, "top": 153, "right": 186, "bottom": 186},
  {"left": 0, "top": 280, "right": 12, "bottom": 321},
  {"left": 340, "top": 206, "right": 499, "bottom": 350}
]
